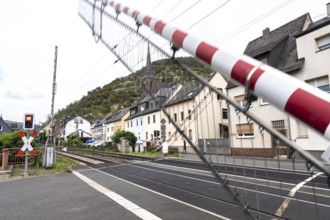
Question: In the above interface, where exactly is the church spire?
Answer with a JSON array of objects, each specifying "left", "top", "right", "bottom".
[
  {"left": 144, "top": 44, "right": 156, "bottom": 79},
  {"left": 142, "top": 44, "right": 158, "bottom": 94}
]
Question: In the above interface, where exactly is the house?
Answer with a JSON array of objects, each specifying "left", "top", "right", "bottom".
[
  {"left": 4, "top": 120, "right": 23, "bottom": 132},
  {"left": 125, "top": 44, "right": 181, "bottom": 150},
  {"left": 290, "top": 3, "right": 330, "bottom": 156},
  {"left": 90, "top": 120, "right": 100, "bottom": 140},
  {"left": 164, "top": 72, "right": 228, "bottom": 154},
  {"left": 125, "top": 84, "right": 180, "bottom": 149},
  {"left": 104, "top": 107, "right": 130, "bottom": 142},
  {"left": 60, "top": 116, "right": 91, "bottom": 141},
  {"left": 93, "top": 114, "right": 112, "bottom": 141},
  {"left": 227, "top": 7, "right": 330, "bottom": 158},
  {"left": 0, "top": 115, "right": 13, "bottom": 135}
]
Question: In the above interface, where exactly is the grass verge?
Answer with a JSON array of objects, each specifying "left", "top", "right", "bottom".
[{"left": 11, "top": 155, "right": 78, "bottom": 177}]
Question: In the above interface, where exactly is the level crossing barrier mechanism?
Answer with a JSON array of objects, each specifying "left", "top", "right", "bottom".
[{"left": 79, "top": 1, "right": 330, "bottom": 219}]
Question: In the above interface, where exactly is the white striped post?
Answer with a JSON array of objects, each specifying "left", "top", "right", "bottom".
[{"left": 104, "top": 0, "right": 330, "bottom": 140}]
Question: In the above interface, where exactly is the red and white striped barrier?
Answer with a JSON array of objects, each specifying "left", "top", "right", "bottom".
[
  {"left": 16, "top": 130, "right": 38, "bottom": 157},
  {"left": 104, "top": 0, "right": 330, "bottom": 140}
]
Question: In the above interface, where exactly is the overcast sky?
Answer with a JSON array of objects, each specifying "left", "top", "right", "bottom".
[{"left": 0, "top": 0, "right": 329, "bottom": 124}]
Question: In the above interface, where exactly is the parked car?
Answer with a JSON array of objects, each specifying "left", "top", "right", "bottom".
[{"left": 87, "top": 140, "right": 107, "bottom": 148}]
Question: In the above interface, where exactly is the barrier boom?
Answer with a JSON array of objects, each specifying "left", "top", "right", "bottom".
[{"left": 104, "top": 0, "right": 330, "bottom": 140}]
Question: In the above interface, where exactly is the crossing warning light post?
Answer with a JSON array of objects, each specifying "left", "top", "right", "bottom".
[
  {"left": 23, "top": 113, "right": 34, "bottom": 130},
  {"left": 17, "top": 113, "right": 38, "bottom": 176}
]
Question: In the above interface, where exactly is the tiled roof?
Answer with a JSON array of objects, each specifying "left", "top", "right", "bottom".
[
  {"left": 296, "top": 15, "right": 330, "bottom": 37},
  {"left": 104, "top": 107, "right": 130, "bottom": 124},
  {"left": 244, "top": 13, "right": 309, "bottom": 70},
  {"left": 165, "top": 80, "right": 203, "bottom": 106},
  {"left": 227, "top": 14, "right": 310, "bottom": 90}
]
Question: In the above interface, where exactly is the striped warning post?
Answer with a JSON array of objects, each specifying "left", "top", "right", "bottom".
[{"left": 106, "top": 0, "right": 330, "bottom": 140}]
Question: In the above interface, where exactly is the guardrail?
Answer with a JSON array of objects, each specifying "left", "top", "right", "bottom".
[{"left": 1, "top": 147, "right": 44, "bottom": 171}]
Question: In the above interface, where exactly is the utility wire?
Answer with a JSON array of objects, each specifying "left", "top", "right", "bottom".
[
  {"left": 216, "top": 0, "right": 294, "bottom": 44},
  {"left": 147, "top": 0, "right": 165, "bottom": 15},
  {"left": 186, "top": 0, "right": 231, "bottom": 30}
]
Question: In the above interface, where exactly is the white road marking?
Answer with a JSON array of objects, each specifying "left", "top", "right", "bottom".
[
  {"left": 141, "top": 161, "right": 330, "bottom": 199},
  {"left": 83, "top": 165, "right": 232, "bottom": 220},
  {"left": 275, "top": 172, "right": 323, "bottom": 217},
  {"left": 72, "top": 170, "right": 162, "bottom": 220}
]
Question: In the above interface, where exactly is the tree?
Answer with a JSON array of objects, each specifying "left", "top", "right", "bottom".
[{"left": 111, "top": 130, "right": 137, "bottom": 152}]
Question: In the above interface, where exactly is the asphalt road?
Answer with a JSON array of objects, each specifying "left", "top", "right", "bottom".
[{"left": 1, "top": 156, "right": 329, "bottom": 220}]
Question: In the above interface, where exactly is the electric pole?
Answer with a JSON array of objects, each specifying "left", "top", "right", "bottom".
[{"left": 44, "top": 45, "right": 58, "bottom": 167}]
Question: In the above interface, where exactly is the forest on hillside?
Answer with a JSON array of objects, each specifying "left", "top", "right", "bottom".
[{"left": 53, "top": 57, "right": 213, "bottom": 123}]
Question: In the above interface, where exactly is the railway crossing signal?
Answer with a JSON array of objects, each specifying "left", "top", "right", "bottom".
[
  {"left": 23, "top": 113, "right": 34, "bottom": 130},
  {"left": 16, "top": 130, "right": 38, "bottom": 157}
]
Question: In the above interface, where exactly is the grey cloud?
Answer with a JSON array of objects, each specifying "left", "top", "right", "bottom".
[{"left": 5, "top": 89, "right": 43, "bottom": 100}]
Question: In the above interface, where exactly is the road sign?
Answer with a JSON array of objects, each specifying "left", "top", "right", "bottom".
[
  {"left": 161, "top": 118, "right": 166, "bottom": 124},
  {"left": 16, "top": 130, "right": 38, "bottom": 157}
]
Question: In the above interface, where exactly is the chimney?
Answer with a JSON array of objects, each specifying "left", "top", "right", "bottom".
[
  {"left": 327, "top": 3, "right": 330, "bottom": 17},
  {"left": 262, "top": 27, "right": 270, "bottom": 37}
]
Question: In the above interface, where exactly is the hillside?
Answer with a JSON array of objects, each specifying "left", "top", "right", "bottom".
[{"left": 54, "top": 57, "right": 213, "bottom": 123}]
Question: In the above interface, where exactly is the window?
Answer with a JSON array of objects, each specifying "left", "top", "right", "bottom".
[
  {"left": 316, "top": 35, "right": 330, "bottom": 51},
  {"left": 148, "top": 116, "right": 150, "bottom": 124},
  {"left": 236, "top": 123, "right": 254, "bottom": 138},
  {"left": 234, "top": 94, "right": 248, "bottom": 108},
  {"left": 188, "top": 110, "right": 191, "bottom": 120},
  {"left": 127, "top": 121, "right": 129, "bottom": 128},
  {"left": 153, "top": 115, "right": 156, "bottom": 123},
  {"left": 222, "top": 109, "right": 228, "bottom": 119},
  {"left": 297, "top": 120, "right": 308, "bottom": 138},
  {"left": 80, "top": 119, "right": 83, "bottom": 124},
  {"left": 0, "top": 125, "right": 2, "bottom": 131},
  {"left": 188, "top": 129, "right": 192, "bottom": 140},
  {"left": 107, "top": 127, "right": 109, "bottom": 132},
  {"left": 174, "top": 113, "right": 177, "bottom": 122},
  {"left": 146, "top": 132, "right": 148, "bottom": 140},
  {"left": 168, "top": 132, "right": 171, "bottom": 141},
  {"left": 136, "top": 119, "right": 138, "bottom": 126},
  {"left": 181, "top": 111, "right": 184, "bottom": 121},
  {"left": 131, "top": 120, "right": 133, "bottom": 127},
  {"left": 150, "top": 103, "right": 153, "bottom": 108},
  {"left": 306, "top": 76, "right": 330, "bottom": 93},
  {"left": 151, "top": 134, "right": 154, "bottom": 140},
  {"left": 217, "top": 88, "right": 223, "bottom": 100},
  {"left": 272, "top": 120, "right": 285, "bottom": 129},
  {"left": 140, "top": 118, "right": 143, "bottom": 126}
]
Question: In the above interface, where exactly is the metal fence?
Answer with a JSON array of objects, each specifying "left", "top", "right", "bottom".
[
  {"left": 1, "top": 147, "right": 44, "bottom": 170},
  {"left": 198, "top": 138, "right": 231, "bottom": 154}
]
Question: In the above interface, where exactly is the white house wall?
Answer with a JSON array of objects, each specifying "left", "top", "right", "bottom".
[
  {"left": 292, "top": 23, "right": 330, "bottom": 151},
  {"left": 125, "top": 115, "right": 145, "bottom": 143},
  {"left": 143, "top": 111, "right": 161, "bottom": 143},
  {"left": 163, "top": 72, "right": 228, "bottom": 153},
  {"left": 163, "top": 99, "right": 197, "bottom": 152},
  {"left": 227, "top": 86, "right": 288, "bottom": 151},
  {"left": 64, "top": 116, "right": 91, "bottom": 140}
]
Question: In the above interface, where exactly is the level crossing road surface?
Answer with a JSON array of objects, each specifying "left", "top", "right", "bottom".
[
  {"left": 0, "top": 155, "right": 329, "bottom": 220},
  {"left": 0, "top": 163, "right": 242, "bottom": 220}
]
